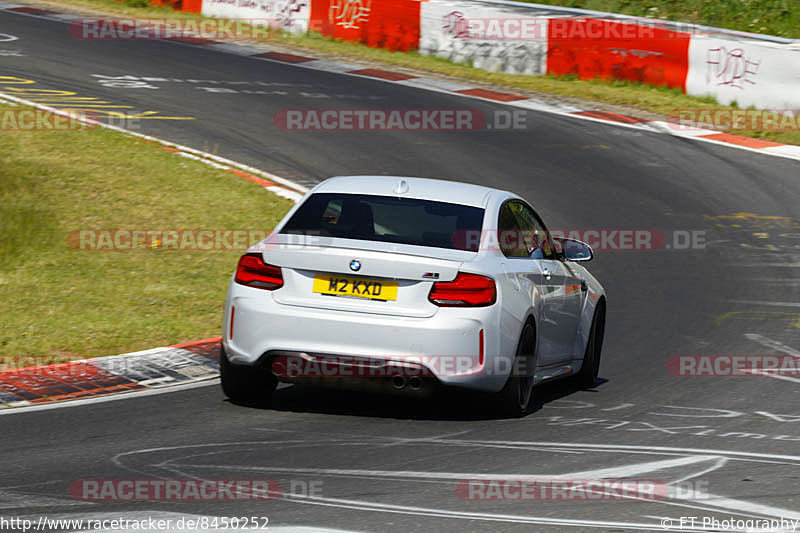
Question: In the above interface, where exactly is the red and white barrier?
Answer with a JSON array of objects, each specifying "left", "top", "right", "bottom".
[{"left": 168, "top": 0, "right": 800, "bottom": 111}]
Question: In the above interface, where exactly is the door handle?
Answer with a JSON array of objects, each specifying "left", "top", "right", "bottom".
[{"left": 542, "top": 268, "right": 552, "bottom": 280}]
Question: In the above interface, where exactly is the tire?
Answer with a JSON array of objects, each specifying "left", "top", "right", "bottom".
[
  {"left": 220, "top": 346, "right": 277, "bottom": 405},
  {"left": 496, "top": 322, "right": 537, "bottom": 418},
  {"left": 576, "top": 303, "right": 605, "bottom": 388}
]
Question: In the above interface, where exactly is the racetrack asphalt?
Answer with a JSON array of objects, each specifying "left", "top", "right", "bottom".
[{"left": 1, "top": 9, "right": 799, "bottom": 532}]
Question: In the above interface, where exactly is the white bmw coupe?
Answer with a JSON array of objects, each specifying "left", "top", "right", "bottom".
[{"left": 221, "top": 176, "right": 605, "bottom": 416}]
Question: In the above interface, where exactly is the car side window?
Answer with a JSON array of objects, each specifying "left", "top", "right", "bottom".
[
  {"left": 509, "top": 201, "right": 554, "bottom": 260},
  {"left": 498, "top": 203, "right": 527, "bottom": 258}
]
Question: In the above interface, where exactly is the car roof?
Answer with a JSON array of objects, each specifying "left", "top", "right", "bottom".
[{"left": 311, "top": 176, "right": 511, "bottom": 208}]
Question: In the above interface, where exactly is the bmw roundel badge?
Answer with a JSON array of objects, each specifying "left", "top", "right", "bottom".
[{"left": 349, "top": 259, "right": 361, "bottom": 272}]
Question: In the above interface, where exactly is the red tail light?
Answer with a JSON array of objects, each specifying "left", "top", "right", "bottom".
[
  {"left": 428, "top": 272, "right": 496, "bottom": 307},
  {"left": 234, "top": 253, "right": 283, "bottom": 290}
]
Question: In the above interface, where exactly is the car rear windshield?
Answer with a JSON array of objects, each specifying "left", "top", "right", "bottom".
[{"left": 280, "top": 193, "right": 485, "bottom": 251}]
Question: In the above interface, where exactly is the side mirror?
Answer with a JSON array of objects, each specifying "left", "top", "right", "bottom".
[{"left": 557, "top": 238, "right": 594, "bottom": 262}]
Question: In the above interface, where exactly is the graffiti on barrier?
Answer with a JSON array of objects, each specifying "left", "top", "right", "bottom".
[
  {"left": 442, "top": 11, "right": 469, "bottom": 39},
  {"left": 330, "top": 0, "right": 371, "bottom": 29},
  {"left": 706, "top": 46, "right": 761, "bottom": 88},
  {"left": 276, "top": 0, "right": 308, "bottom": 26}
]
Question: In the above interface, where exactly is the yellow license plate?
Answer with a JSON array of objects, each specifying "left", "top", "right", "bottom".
[{"left": 312, "top": 274, "right": 398, "bottom": 301}]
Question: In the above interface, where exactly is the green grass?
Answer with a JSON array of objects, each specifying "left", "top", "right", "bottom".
[
  {"left": 521, "top": 0, "right": 800, "bottom": 39},
  {"left": 0, "top": 102, "right": 293, "bottom": 357}
]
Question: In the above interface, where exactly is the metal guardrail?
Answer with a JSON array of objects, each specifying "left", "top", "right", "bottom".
[{"left": 468, "top": 0, "right": 799, "bottom": 44}]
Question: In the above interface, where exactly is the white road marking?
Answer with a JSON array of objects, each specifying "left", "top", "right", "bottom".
[
  {"left": 377, "top": 430, "right": 472, "bottom": 447},
  {"left": 765, "top": 145, "right": 800, "bottom": 158},
  {"left": 152, "top": 463, "right": 560, "bottom": 480},
  {"left": 563, "top": 455, "right": 720, "bottom": 479},
  {"left": 740, "top": 333, "right": 800, "bottom": 383},
  {"left": 511, "top": 98, "right": 582, "bottom": 114},
  {"left": 745, "top": 333, "right": 800, "bottom": 356},
  {"left": 394, "top": 77, "right": 474, "bottom": 92},
  {"left": 646, "top": 120, "right": 720, "bottom": 137},
  {"left": 668, "top": 457, "right": 728, "bottom": 485},
  {"left": 297, "top": 60, "right": 364, "bottom": 74},
  {"left": 425, "top": 439, "right": 800, "bottom": 466},
  {"left": 206, "top": 42, "right": 265, "bottom": 56},
  {"left": 109, "top": 439, "right": 800, "bottom": 531},
  {"left": 0, "top": 32, "right": 17, "bottom": 41},
  {"left": 743, "top": 370, "right": 800, "bottom": 384},
  {"left": 164, "top": 455, "right": 769, "bottom": 519}
]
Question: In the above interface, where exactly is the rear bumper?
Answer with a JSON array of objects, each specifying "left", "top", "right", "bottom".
[
  {"left": 223, "top": 283, "right": 510, "bottom": 392},
  {"left": 269, "top": 350, "right": 439, "bottom": 396}
]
